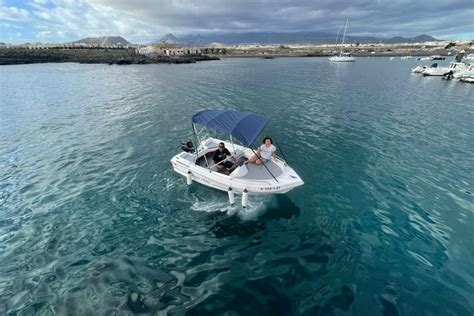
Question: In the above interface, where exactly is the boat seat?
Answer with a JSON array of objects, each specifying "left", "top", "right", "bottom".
[
  {"left": 202, "top": 139, "right": 219, "bottom": 149},
  {"left": 231, "top": 165, "right": 248, "bottom": 178},
  {"left": 178, "top": 152, "right": 196, "bottom": 163}
]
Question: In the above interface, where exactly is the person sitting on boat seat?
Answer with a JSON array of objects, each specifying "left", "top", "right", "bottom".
[
  {"left": 246, "top": 136, "right": 276, "bottom": 165},
  {"left": 213, "top": 142, "right": 235, "bottom": 173}
]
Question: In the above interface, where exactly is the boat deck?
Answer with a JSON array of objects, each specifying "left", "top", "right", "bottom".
[
  {"left": 195, "top": 155, "right": 283, "bottom": 180},
  {"left": 240, "top": 162, "right": 283, "bottom": 180}
]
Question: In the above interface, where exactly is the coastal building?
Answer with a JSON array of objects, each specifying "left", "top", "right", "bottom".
[
  {"left": 137, "top": 45, "right": 155, "bottom": 55},
  {"left": 137, "top": 44, "right": 201, "bottom": 56}
]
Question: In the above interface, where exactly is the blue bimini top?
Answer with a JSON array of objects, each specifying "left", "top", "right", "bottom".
[{"left": 192, "top": 109, "right": 269, "bottom": 147}]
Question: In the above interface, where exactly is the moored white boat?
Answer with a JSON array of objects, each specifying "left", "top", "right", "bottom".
[
  {"left": 452, "top": 64, "right": 474, "bottom": 79},
  {"left": 170, "top": 110, "right": 304, "bottom": 206},
  {"left": 411, "top": 63, "right": 437, "bottom": 74},
  {"left": 417, "top": 55, "right": 445, "bottom": 61},
  {"left": 411, "top": 65, "right": 427, "bottom": 73},
  {"left": 423, "top": 62, "right": 469, "bottom": 76},
  {"left": 462, "top": 53, "right": 474, "bottom": 64},
  {"left": 329, "top": 53, "right": 356, "bottom": 62},
  {"left": 329, "top": 19, "right": 356, "bottom": 63},
  {"left": 423, "top": 67, "right": 450, "bottom": 76},
  {"left": 422, "top": 67, "right": 449, "bottom": 76},
  {"left": 460, "top": 76, "right": 474, "bottom": 83}
]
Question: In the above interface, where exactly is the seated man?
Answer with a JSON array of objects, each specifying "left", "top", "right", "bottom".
[{"left": 213, "top": 142, "right": 234, "bottom": 174}]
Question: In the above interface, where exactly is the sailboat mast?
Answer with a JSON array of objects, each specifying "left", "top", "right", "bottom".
[
  {"left": 334, "top": 28, "right": 340, "bottom": 51},
  {"left": 340, "top": 19, "right": 348, "bottom": 54}
]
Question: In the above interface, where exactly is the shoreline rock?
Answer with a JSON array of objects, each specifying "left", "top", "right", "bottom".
[{"left": 0, "top": 48, "right": 219, "bottom": 66}]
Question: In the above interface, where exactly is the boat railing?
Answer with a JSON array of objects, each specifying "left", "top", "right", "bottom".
[{"left": 275, "top": 155, "right": 287, "bottom": 165}]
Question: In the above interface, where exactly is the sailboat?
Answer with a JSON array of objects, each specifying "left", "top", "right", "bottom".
[{"left": 329, "top": 19, "right": 356, "bottom": 62}]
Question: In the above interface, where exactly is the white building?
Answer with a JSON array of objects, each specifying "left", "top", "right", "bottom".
[
  {"left": 137, "top": 45, "right": 155, "bottom": 55},
  {"left": 137, "top": 44, "right": 201, "bottom": 56}
]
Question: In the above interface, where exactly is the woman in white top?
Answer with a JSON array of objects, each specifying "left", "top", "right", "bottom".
[{"left": 246, "top": 136, "right": 276, "bottom": 165}]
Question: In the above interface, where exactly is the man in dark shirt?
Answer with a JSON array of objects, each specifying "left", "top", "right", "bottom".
[{"left": 213, "top": 142, "right": 234, "bottom": 174}]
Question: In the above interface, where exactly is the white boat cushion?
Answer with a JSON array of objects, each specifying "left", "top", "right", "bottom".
[{"left": 231, "top": 165, "right": 248, "bottom": 178}]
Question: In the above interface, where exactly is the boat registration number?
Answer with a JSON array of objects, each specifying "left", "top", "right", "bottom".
[{"left": 260, "top": 186, "right": 280, "bottom": 191}]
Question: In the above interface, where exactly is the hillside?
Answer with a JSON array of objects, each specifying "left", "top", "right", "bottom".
[
  {"left": 71, "top": 36, "right": 131, "bottom": 46},
  {"left": 152, "top": 32, "right": 439, "bottom": 45},
  {"left": 152, "top": 33, "right": 179, "bottom": 44}
]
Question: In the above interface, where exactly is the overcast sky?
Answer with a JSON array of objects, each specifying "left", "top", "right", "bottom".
[{"left": 1, "top": 0, "right": 473, "bottom": 43}]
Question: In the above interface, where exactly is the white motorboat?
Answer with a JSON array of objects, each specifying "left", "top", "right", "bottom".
[
  {"left": 452, "top": 64, "right": 474, "bottom": 79},
  {"left": 454, "top": 63, "right": 474, "bottom": 82},
  {"left": 329, "top": 19, "right": 356, "bottom": 62},
  {"left": 462, "top": 53, "right": 474, "bottom": 64},
  {"left": 423, "top": 67, "right": 449, "bottom": 76},
  {"left": 411, "top": 63, "right": 437, "bottom": 74},
  {"left": 170, "top": 110, "right": 304, "bottom": 207},
  {"left": 411, "top": 65, "right": 427, "bottom": 73},
  {"left": 401, "top": 56, "right": 412, "bottom": 60},
  {"left": 460, "top": 76, "right": 474, "bottom": 83},
  {"left": 423, "top": 62, "right": 469, "bottom": 76},
  {"left": 417, "top": 55, "right": 445, "bottom": 61}
]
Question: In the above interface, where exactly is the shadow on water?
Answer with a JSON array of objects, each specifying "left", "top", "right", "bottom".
[
  {"left": 181, "top": 195, "right": 360, "bottom": 316},
  {"left": 207, "top": 194, "right": 301, "bottom": 238},
  {"left": 187, "top": 281, "right": 355, "bottom": 316}
]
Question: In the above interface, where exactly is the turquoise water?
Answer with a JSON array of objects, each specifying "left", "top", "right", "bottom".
[{"left": 0, "top": 58, "right": 473, "bottom": 315}]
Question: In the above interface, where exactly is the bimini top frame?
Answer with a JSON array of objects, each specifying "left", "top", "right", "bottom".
[
  {"left": 192, "top": 109, "right": 269, "bottom": 147},
  {"left": 191, "top": 109, "right": 281, "bottom": 182}
]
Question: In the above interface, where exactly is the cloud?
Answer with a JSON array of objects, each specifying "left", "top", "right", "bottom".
[
  {"left": 91, "top": 0, "right": 474, "bottom": 39},
  {"left": 1, "top": 0, "right": 473, "bottom": 43},
  {"left": 0, "top": 6, "right": 30, "bottom": 21},
  {"left": 20, "top": 0, "right": 162, "bottom": 42}
]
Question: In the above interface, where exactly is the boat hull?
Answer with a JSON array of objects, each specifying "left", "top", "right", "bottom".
[
  {"left": 329, "top": 56, "right": 356, "bottom": 62},
  {"left": 411, "top": 66, "right": 426, "bottom": 73},
  {"left": 170, "top": 138, "right": 304, "bottom": 195},
  {"left": 423, "top": 62, "right": 470, "bottom": 76},
  {"left": 460, "top": 76, "right": 474, "bottom": 83},
  {"left": 422, "top": 68, "right": 450, "bottom": 76}
]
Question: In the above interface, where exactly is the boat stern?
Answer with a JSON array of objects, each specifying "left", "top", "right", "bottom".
[{"left": 170, "top": 151, "right": 195, "bottom": 176}]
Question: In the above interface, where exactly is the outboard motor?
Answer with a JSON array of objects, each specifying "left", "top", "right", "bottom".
[
  {"left": 443, "top": 70, "right": 454, "bottom": 80},
  {"left": 181, "top": 140, "right": 194, "bottom": 153}
]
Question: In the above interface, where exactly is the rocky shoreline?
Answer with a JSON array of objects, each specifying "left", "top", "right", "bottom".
[
  {"left": 2, "top": 47, "right": 469, "bottom": 66},
  {"left": 0, "top": 48, "right": 219, "bottom": 65}
]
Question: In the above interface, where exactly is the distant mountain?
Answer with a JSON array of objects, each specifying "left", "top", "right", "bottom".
[
  {"left": 154, "top": 33, "right": 179, "bottom": 44},
  {"left": 384, "top": 34, "right": 438, "bottom": 44},
  {"left": 150, "top": 32, "right": 440, "bottom": 46},
  {"left": 71, "top": 36, "right": 130, "bottom": 46},
  {"left": 162, "top": 32, "right": 341, "bottom": 45}
]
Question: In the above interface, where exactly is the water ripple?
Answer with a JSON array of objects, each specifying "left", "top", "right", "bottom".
[{"left": 0, "top": 59, "right": 472, "bottom": 315}]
